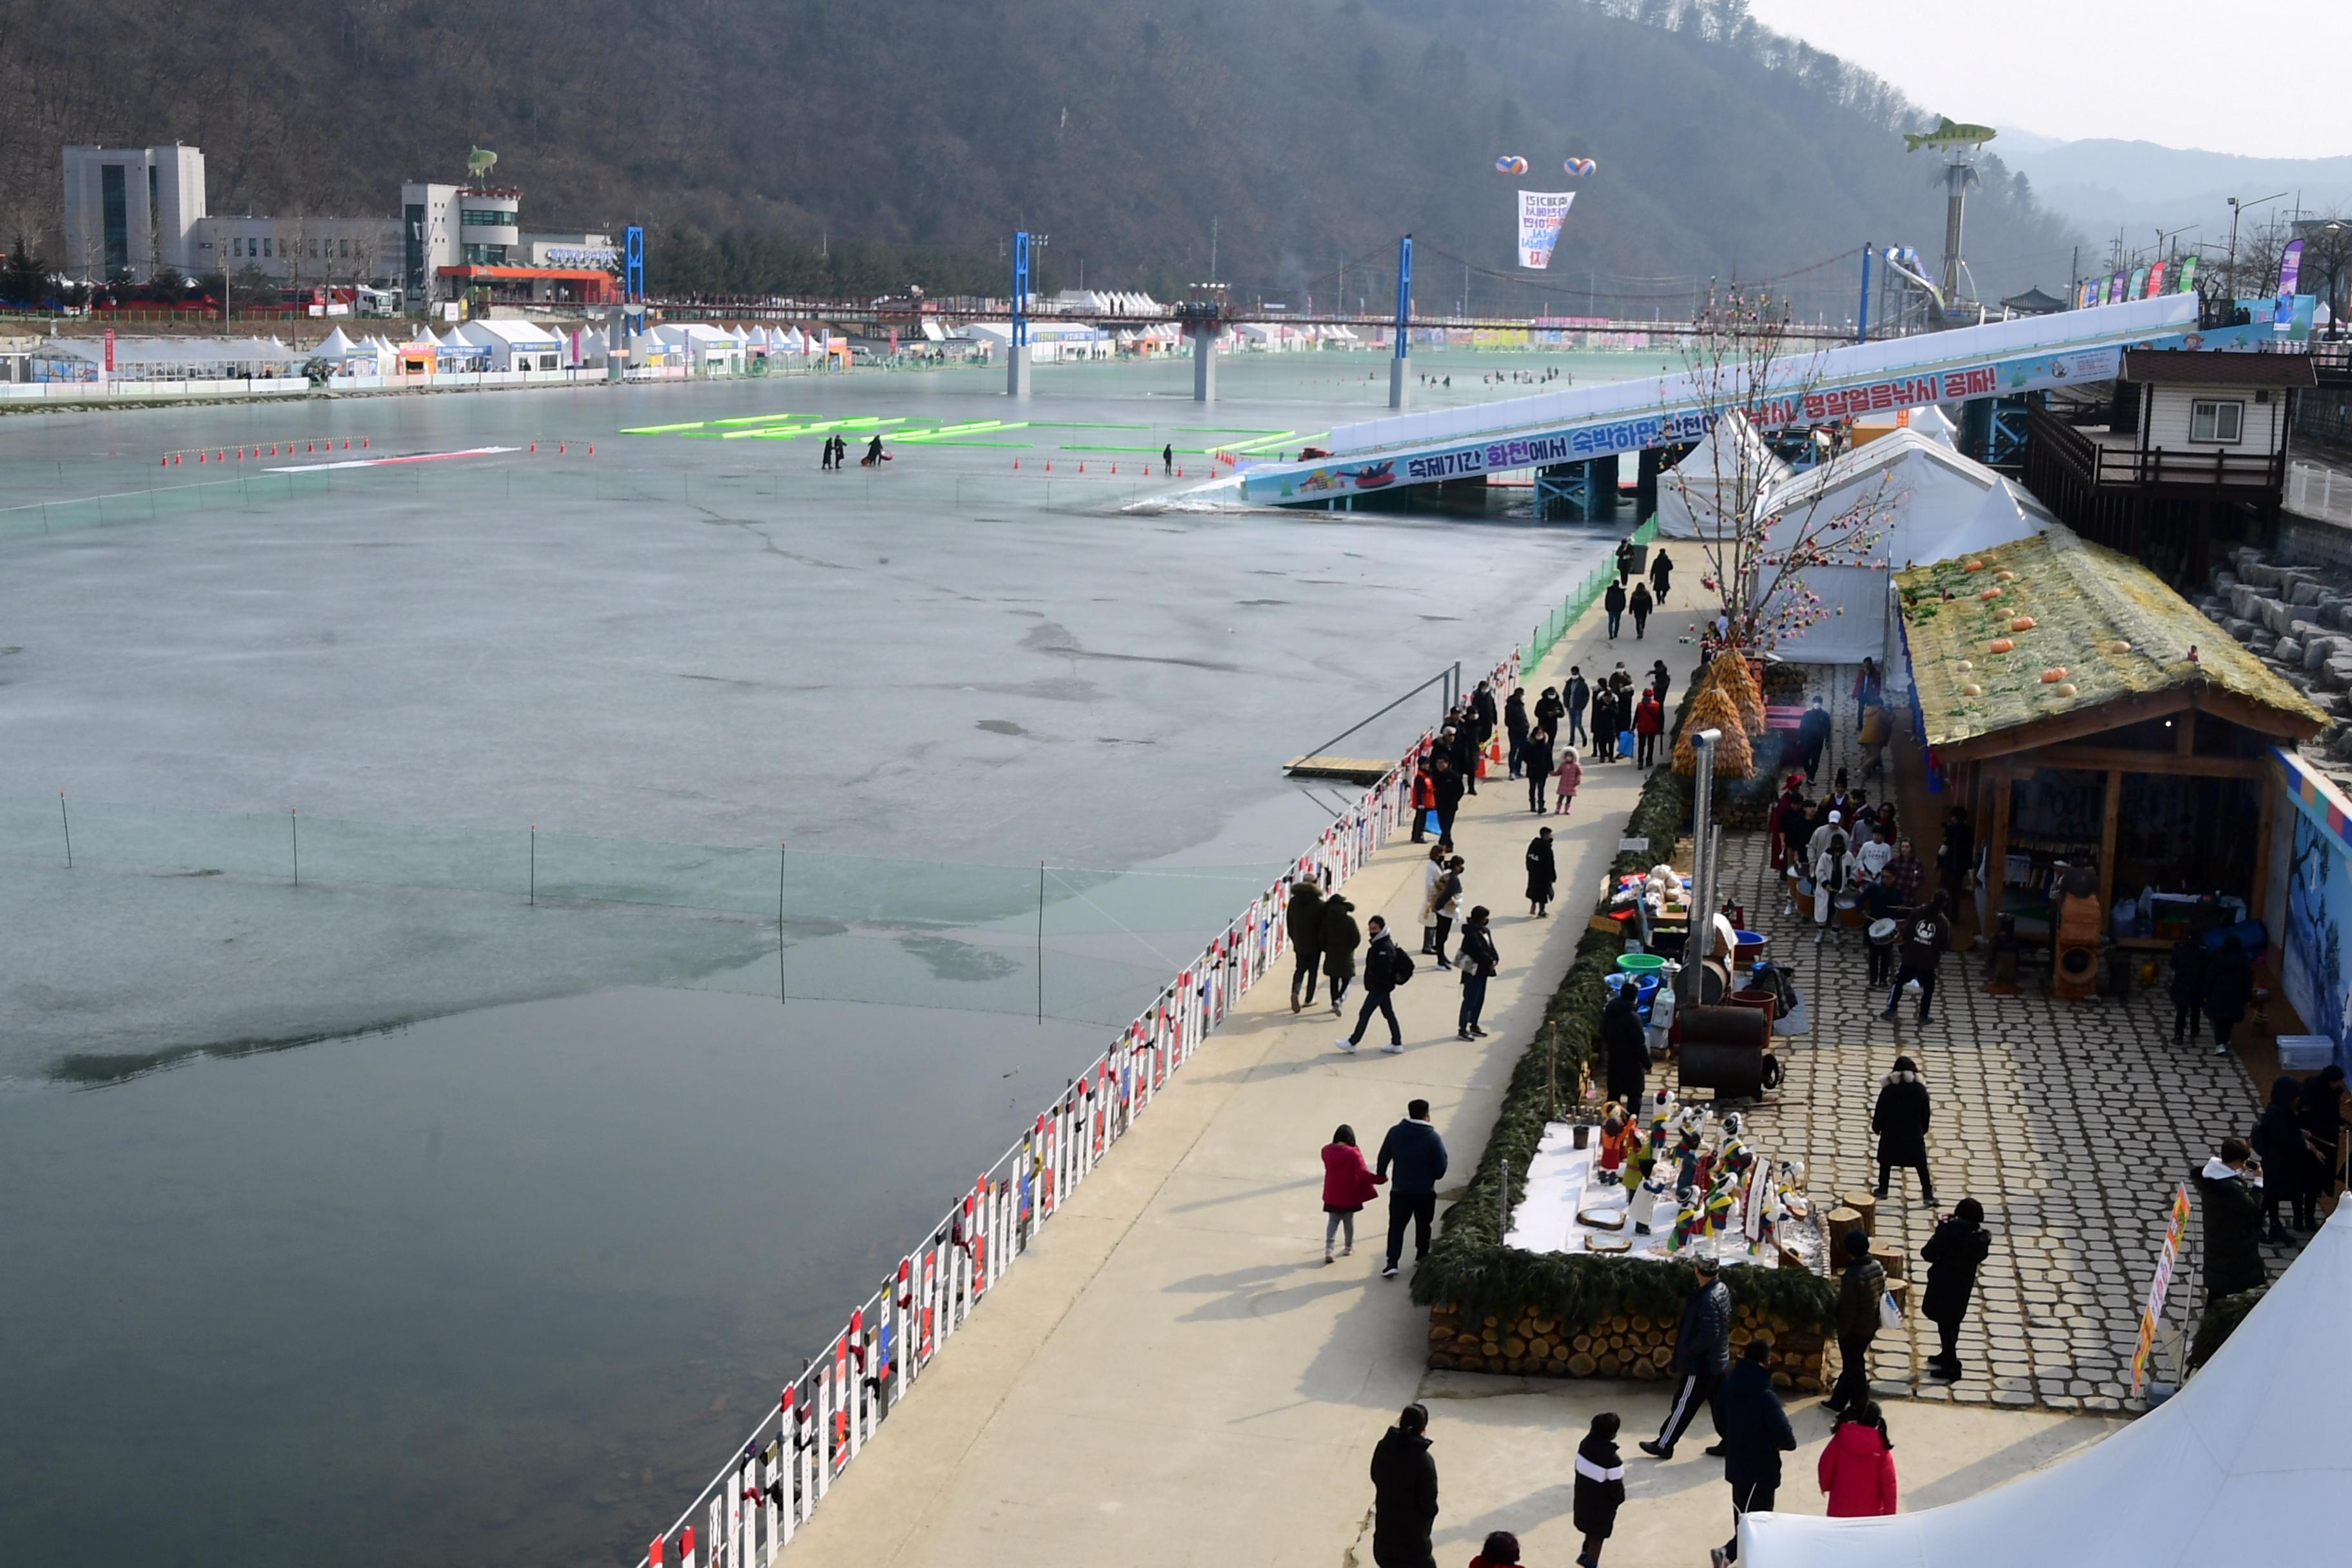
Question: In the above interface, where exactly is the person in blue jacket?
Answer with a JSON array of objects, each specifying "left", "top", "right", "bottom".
[
  {"left": 1709, "top": 1340, "right": 1797, "bottom": 1566},
  {"left": 1376, "top": 1100, "right": 1448, "bottom": 1279}
]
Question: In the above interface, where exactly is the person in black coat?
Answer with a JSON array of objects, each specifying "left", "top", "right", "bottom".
[
  {"left": 2204, "top": 936, "right": 2253, "bottom": 1058},
  {"left": 1602, "top": 985, "right": 1648, "bottom": 1106},
  {"left": 1572, "top": 1411, "right": 1626, "bottom": 1567},
  {"left": 1286, "top": 877, "right": 1326, "bottom": 1014},
  {"left": 1375, "top": 1099, "right": 1449, "bottom": 1277},
  {"left": 1368, "top": 1403, "right": 1439, "bottom": 1568},
  {"left": 1919, "top": 1197, "right": 1992, "bottom": 1382},
  {"left": 1872, "top": 1056, "right": 1934, "bottom": 1205},
  {"left": 1558, "top": 672, "right": 1586, "bottom": 748},
  {"left": 1320, "top": 895, "right": 1362, "bottom": 1017},
  {"left": 1430, "top": 754, "right": 1465, "bottom": 841},
  {"left": 2197, "top": 1138, "right": 2267, "bottom": 1307},
  {"left": 1711, "top": 1340, "right": 1796, "bottom": 1565},
  {"left": 1525, "top": 827, "right": 1557, "bottom": 917},
  {"left": 1794, "top": 696, "right": 1832, "bottom": 782},
  {"left": 2168, "top": 932, "right": 2209, "bottom": 1044},
  {"left": 2251, "top": 1077, "right": 2316, "bottom": 1240},
  {"left": 1649, "top": 548, "right": 1674, "bottom": 604},
  {"left": 1604, "top": 580, "right": 1628, "bottom": 640},
  {"left": 1628, "top": 580, "right": 1654, "bottom": 639},
  {"left": 1641, "top": 1255, "right": 1730, "bottom": 1459},
  {"left": 1504, "top": 687, "right": 1529, "bottom": 779},
  {"left": 1523, "top": 726, "right": 1556, "bottom": 814},
  {"left": 1650, "top": 658, "right": 1672, "bottom": 709},
  {"left": 2298, "top": 1065, "right": 2349, "bottom": 1205}
]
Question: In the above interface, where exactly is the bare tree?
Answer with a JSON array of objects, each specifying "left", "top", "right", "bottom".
[{"left": 1667, "top": 282, "right": 1894, "bottom": 656}]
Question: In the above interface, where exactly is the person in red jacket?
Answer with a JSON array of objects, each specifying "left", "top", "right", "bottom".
[
  {"left": 1411, "top": 759, "right": 1438, "bottom": 845},
  {"left": 1321, "top": 1124, "right": 1387, "bottom": 1264},
  {"left": 1817, "top": 1401, "right": 1898, "bottom": 1517},
  {"left": 1632, "top": 689, "right": 1665, "bottom": 768}
]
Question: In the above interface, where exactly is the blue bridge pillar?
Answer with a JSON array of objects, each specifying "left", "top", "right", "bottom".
[{"left": 1535, "top": 454, "right": 1620, "bottom": 522}]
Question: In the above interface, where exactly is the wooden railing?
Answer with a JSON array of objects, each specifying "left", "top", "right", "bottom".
[{"left": 2027, "top": 405, "right": 2285, "bottom": 490}]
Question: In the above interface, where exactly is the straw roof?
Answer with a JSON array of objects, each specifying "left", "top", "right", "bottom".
[{"left": 1896, "top": 527, "right": 2326, "bottom": 754}]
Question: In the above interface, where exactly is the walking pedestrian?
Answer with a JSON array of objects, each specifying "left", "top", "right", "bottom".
[
  {"left": 1604, "top": 580, "right": 1627, "bottom": 640},
  {"left": 1411, "top": 758, "right": 1438, "bottom": 844},
  {"left": 1632, "top": 687, "right": 1664, "bottom": 767},
  {"left": 1629, "top": 580, "right": 1654, "bottom": 640},
  {"left": 1855, "top": 823, "right": 1896, "bottom": 919},
  {"left": 1936, "top": 805, "right": 1974, "bottom": 904},
  {"left": 1322, "top": 894, "right": 1361, "bottom": 1017},
  {"left": 1505, "top": 687, "right": 1529, "bottom": 779},
  {"left": 1431, "top": 754, "right": 1465, "bottom": 842},
  {"left": 1287, "top": 876, "right": 1326, "bottom": 1014},
  {"left": 1615, "top": 538, "right": 1636, "bottom": 585},
  {"left": 1340, "top": 916, "right": 1407, "bottom": 1055},
  {"left": 1320, "top": 1124, "right": 1384, "bottom": 1263},
  {"left": 1455, "top": 906, "right": 1498, "bottom": 1041},
  {"left": 1812, "top": 830, "right": 1856, "bottom": 946},
  {"left": 1525, "top": 827, "right": 1556, "bottom": 917},
  {"left": 1640, "top": 1255, "right": 1730, "bottom": 1459},
  {"left": 1649, "top": 548, "right": 1674, "bottom": 605},
  {"left": 1375, "top": 1100, "right": 1447, "bottom": 1277},
  {"left": 1572, "top": 1413, "right": 1626, "bottom": 1568},
  {"left": 1524, "top": 726, "right": 1554, "bottom": 812},
  {"left": 821, "top": 435, "right": 835, "bottom": 471},
  {"left": 1818, "top": 1402, "right": 1898, "bottom": 1518},
  {"left": 1650, "top": 658, "right": 1672, "bottom": 709},
  {"left": 2197, "top": 1137, "right": 2268, "bottom": 1306},
  {"left": 1919, "top": 1198, "right": 1990, "bottom": 1382},
  {"left": 1553, "top": 746, "right": 1583, "bottom": 818},
  {"left": 2169, "top": 931, "right": 2209, "bottom": 1044},
  {"left": 2205, "top": 935, "right": 2254, "bottom": 1057},
  {"left": 1560, "top": 670, "right": 1587, "bottom": 747},
  {"left": 2251, "top": 1077, "right": 2318, "bottom": 1240},
  {"left": 1872, "top": 1055, "right": 1935, "bottom": 1204},
  {"left": 1796, "top": 696, "right": 1831, "bottom": 781},
  {"left": 1368, "top": 1403, "right": 1439, "bottom": 1568},
  {"left": 1602, "top": 983, "right": 1647, "bottom": 1106},
  {"left": 1881, "top": 892, "right": 1953, "bottom": 1024},
  {"left": 1162, "top": 442, "right": 1173, "bottom": 475},
  {"left": 1828, "top": 1229, "right": 1886, "bottom": 1413},
  {"left": 1709, "top": 1340, "right": 1795, "bottom": 1567},
  {"left": 1427, "top": 857, "right": 1465, "bottom": 968},
  {"left": 1881, "top": 836, "right": 1925, "bottom": 917},
  {"left": 1768, "top": 776, "right": 1807, "bottom": 875}
]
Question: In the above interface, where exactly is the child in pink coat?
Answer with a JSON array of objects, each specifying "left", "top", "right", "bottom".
[
  {"left": 1553, "top": 749, "right": 1584, "bottom": 816},
  {"left": 1320, "top": 1124, "right": 1387, "bottom": 1262}
]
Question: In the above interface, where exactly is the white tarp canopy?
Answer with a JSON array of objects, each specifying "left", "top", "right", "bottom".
[
  {"left": 1741, "top": 1192, "right": 2352, "bottom": 1568},
  {"left": 1654, "top": 409, "right": 1792, "bottom": 540},
  {"left": 1752, "top": 429, "right": 2053, "bottom": 665}
]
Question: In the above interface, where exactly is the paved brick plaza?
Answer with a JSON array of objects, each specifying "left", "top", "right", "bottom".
[{"left": 1666, "top": 667, "right": 2291, "bottom": 1413}]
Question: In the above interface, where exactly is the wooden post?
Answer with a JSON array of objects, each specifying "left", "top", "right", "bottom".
[
  {"left": 2251, "top": 765, "right": 2278, "bottom": 947},
  {"left": 1986, "top": 760, "right": 2013, "bottom": 934},
  {"left": 2177, "top": 710, "right": 2197, "bottom": 756},
  {"left": 2096, "top": 769, "right": 2123, "bottom": 921}
]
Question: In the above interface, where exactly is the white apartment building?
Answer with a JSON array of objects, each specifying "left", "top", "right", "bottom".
[{"left": 61, "top": 144, "right": 208, "bottom": 280}]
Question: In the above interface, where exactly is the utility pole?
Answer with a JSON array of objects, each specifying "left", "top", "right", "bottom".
[{"left": 1209, "top": 216, "right": 1218, "bottom": 284}]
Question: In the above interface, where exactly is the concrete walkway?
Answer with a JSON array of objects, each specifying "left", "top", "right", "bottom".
[{"left": 786, "top": 587, "right": 2112, "bottom": 1567}]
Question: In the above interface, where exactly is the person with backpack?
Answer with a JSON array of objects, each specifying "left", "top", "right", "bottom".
[
  {"left": 1375, "top": 1099, "right": 1448, "bottom": 1277},
  {"left": 1605, "top": 579, "right": 1627, "bottom": 640},
  {"left": 1628, "top": 580, "right": 1654, "bottom": 640},
  {"left": 1919, "top": 1198, "right": 1991, "bottom": 1382},
  {"left": 1812, "top": 830, "right": 1857, "bottom": 946},
  {"left": 1340, "top": 915, "right": 1409, "bottom": 1055},
  {"left": 1455, "top": 906, "right": 1499, "bottom": 1041},
  {"left": 1709, "top": 1339, "right": 1796, "bottom": 1567},
  {"left": 1368, "top": 1403, "right": 1440, "bottom": 1568},
  {"left": 1287, "top": 876, "right": 1326, "bottom": 1014},
  {"left": 1828, "top": 1229, "right": 1887, "bottom": 1414},
  {"left": 1872, "top": 1056, "right": 1935, "bottom": 1205},
  {"left": 1322, "top": 894, "right": 1362, "bottom": 1017},
  {"left": 1571, "top": 1412, "right": 1626, "bottom": 1568},
  {"left": 1320, "top": 1123, "right": 1385, "bottom": 1263}
]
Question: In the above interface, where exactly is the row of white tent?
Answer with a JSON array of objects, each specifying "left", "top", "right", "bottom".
[
  {"left": 1652, "top": 407, "right": 2053, "bottom": 667},
  {"left": 305, "top": 320, "right": 854, "bottom": 375}
]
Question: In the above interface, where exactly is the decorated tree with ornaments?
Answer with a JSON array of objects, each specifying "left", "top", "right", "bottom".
[{"left": 1668, "top": 284, "right": 1896, "bottom": 656}]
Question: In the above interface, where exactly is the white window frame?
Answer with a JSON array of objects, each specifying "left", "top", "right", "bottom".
[{"left": 2189, "top": 398, "right": 2244, "bottom": 444}]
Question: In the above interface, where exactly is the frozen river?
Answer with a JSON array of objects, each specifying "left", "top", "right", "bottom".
[{"left": 0, "top": 349, "right": 1650, "bottom": 1565}]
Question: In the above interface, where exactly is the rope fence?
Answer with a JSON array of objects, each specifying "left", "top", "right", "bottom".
[{"left": 630, "top": 642, "right": 1524, "bottom": 1568}]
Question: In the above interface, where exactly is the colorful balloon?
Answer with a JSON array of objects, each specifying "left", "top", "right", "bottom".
[
  {"left": 1494, "top": 155, "right": 1529, "bottom": 175},
  {"left": 1564, "top": 157, "right": 1597, "bottom": 177}
]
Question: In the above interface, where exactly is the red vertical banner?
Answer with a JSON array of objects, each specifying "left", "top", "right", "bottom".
[{"left": 103, "top": 328, "right": 115, "bottom": 373}]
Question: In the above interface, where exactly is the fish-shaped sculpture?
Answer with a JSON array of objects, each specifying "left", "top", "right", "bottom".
[{"left": 1904, "top": 117, "right": 1995, "bottom": 153}]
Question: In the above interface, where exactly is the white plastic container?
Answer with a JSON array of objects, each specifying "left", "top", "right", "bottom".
[{"left": 2277, "top": 1034, "right": 2336, "bottom": 1072}]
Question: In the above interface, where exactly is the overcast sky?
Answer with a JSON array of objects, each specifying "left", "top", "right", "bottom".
[{"left": 1743, "top": 1, "right": 2352, "bottom": 159}]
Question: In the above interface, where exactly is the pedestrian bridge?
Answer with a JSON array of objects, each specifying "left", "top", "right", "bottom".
[{"left": 1237, "top": 294, "right": 2222, "bottom": 507}]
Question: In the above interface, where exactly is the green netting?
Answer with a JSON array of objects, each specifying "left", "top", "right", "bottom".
[{"left": 1527, "top": 515, "right": 1658, "bottom": 665}]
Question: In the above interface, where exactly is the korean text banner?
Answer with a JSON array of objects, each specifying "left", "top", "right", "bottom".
[{"left": 1517, "top": 191, "right": 1576, "bottom": 270}]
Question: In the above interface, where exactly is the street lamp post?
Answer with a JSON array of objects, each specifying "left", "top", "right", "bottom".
[
  {"left": 2226, "top": 191, "right": 2289, "bottom": 304},
  {"left": 1680, "top": 729, "right": 1722, "bottom": 1015}
]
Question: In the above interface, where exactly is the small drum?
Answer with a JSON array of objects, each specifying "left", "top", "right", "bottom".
[
  {"left": 1867, "top": 917, "right": 1899, "bottom": 948},
  {"left": 1836, "top": 894, "right": 1865, "bottom": 928},
  {"left": 1791, "top": 873, "right": 1815, "bottom": 921}
]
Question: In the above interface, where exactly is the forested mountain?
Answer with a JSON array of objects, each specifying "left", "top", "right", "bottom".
[{"left": 0, "top": 0, "right": 2081, "bottom": 313}]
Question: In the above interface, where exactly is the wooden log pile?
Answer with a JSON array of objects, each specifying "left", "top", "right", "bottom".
[{"left": 1426, "top": 1299, "right": 1828, "bottom": 1391}]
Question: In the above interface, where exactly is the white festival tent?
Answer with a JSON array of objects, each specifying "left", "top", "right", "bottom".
[
  {"left": 1741, "top": 1192, "right": 2352, "bottom": 1568},
  {"left": 1654, "top": 409, "right": 1792, "bottom": 540},
  {"left": 1749, "top": 429, "right": 2053, "bottom": 667}
]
